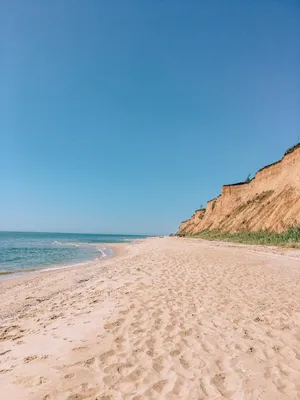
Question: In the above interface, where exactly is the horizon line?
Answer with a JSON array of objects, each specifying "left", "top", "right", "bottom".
[{"left": 0, "top": 230, "right": 159, "bottom": 236}]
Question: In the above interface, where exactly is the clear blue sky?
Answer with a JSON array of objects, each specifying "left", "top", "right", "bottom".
[{"left": 0, "top": 0, "right": 299, "bottom": 235}]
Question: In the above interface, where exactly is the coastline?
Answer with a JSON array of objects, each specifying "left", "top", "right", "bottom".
[
  {"left": 1, "top": 237, "right": 300, "bottom": 399},
  {"left": 0, "top": 242, "right": 128, "bottom": 282}
]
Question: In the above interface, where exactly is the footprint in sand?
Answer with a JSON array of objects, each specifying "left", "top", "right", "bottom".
[
  {"left": 99, "top": 350, "right": 115, "bottom": 363},
  {"left": 179, "top": 356, "right": 189, "bottom": 369},
  {"left": 72, "top": 346, "right": 87, "bottom": 352},
  {"left": 14, "top": 375, "right": 49, "bottom": 387},
  {"left": 153, "top": 379, "right": 168, "bottom": 393},
  {"left": 104, "top": 318, "right": 125, "bottom": 330},
  {"left": 0, "top": 325, "right": 24, "bottom": 342},
  {"left": 0, "top": 368, "right": 13, "bottom": 374},
  {"left": 0, "top": 349, "right": 11, "bottom": 356},
  {"left": 64, "top": 373, "right": 75, "bottom": 379},
  {"left": 170, "top": 349, "right": 181, "bottom": 357},
  {"left": 23, "top": 355, "right": 49, "bottom": 363},
  {"left": 104, "top": 362, "right": 133, "bottom": 375},
  {"left": 153, "top": 356, "right": 164, "bottom": 374}
]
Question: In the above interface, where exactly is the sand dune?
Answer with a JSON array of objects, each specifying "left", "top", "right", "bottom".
[{"left": 1, "top": 238, "right": 300, "bottom": 399}]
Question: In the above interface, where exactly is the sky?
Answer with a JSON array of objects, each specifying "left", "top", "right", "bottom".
[{"left": 0, "top": 0, "right": 299, "bottom": 235}]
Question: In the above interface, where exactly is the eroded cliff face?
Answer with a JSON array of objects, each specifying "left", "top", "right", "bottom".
[{"left": 177, "top": 145, "right": 300, "bottom": 234}]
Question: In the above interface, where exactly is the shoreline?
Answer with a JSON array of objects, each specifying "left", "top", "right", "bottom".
[
  {"left": 0, "top": 242, "right": 129, "bottom": 282},
  {"left": 1, "top": 237, "right": 300, "bottom": 399}
]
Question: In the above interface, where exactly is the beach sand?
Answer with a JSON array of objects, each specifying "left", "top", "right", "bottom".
[{"left": 1, "top": 237, "right": 300, "bottom": 399}]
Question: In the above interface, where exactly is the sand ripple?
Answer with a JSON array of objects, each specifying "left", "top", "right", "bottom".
[{"left": 1, "top": 238, "right": 300, "bottom": 399}]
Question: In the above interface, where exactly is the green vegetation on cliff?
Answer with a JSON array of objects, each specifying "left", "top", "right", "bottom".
[
  {"left": 284, "top": 142, "right": 300, "bottom": 156},
  {"left": 186, "top": 227, "right": 300, "bottom": 247}
]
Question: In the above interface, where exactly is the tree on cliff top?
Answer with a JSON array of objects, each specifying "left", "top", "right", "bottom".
[{"left": 245, "top": 174, "right": 251, "bottom": 183}]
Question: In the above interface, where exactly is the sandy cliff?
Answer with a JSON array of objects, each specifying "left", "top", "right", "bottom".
[{"left": 178, "top": 145, "right": 300, "bottom": 234}]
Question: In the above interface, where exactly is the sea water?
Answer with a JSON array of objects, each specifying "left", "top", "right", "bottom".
[{"left": 0, "top": 232, "right": 146, "bottom": 276}]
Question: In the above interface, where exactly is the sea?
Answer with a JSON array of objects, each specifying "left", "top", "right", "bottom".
[{"left": 0, "top": 231, "right": 147, "bottom": 278}]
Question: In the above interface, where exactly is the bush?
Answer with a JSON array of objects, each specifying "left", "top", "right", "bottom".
[{"left": 284, "top": 143, "right": 300, "bottom": 156}]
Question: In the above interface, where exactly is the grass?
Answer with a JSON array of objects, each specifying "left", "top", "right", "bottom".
[{"left": 187, "top": 227, "right": 300, "bottom": 248}]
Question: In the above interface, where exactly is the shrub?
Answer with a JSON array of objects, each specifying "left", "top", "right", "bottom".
[{"left": 284, "top": 143, "right": 300, "bottom": 156}]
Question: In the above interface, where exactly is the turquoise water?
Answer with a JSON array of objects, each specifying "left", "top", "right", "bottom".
[{"left": 0, "top": 232, "right": 147, "bottom": 275}]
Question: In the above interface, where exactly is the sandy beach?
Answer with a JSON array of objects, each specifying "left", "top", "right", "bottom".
[{"left": 1, "top": 237, "right": 300, "bottom": 399}]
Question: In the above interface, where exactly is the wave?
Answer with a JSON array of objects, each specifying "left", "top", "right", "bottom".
[{"left": 0, "top": 245, "right": 114, "bottom": 280}]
